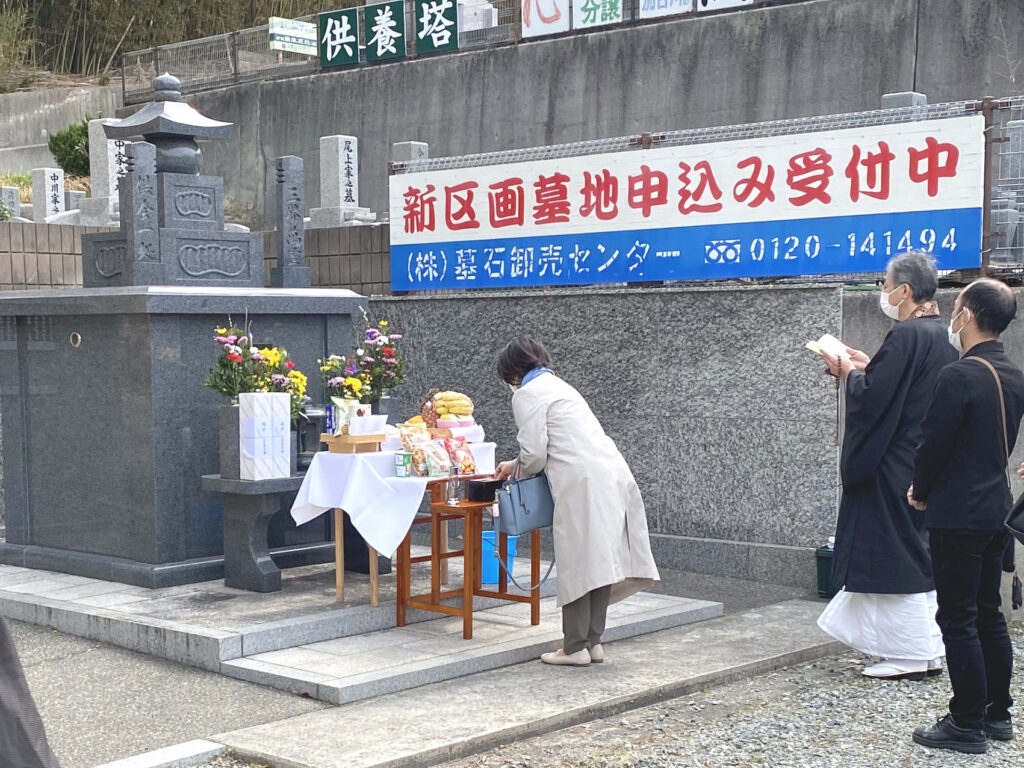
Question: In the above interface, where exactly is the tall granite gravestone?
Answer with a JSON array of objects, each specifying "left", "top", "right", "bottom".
[
  {"left": 30, "top": 168, "right": 64, "bottom": 221},
  {"left": 307, "top": 135, "right": 376, "bottom": 228},
  {"left": 270, "top": 155, "right": 311, "bottom": 288},
  {"left": 76, "top": 118, "right": 126, "bottom": 226},
  {"left": 0, "top": 74, "right": 365, "bottom": 587}
]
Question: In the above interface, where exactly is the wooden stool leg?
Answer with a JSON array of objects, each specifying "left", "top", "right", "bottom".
[
  {"left": 369, "top": 546, "right": 379, "bottom": 607},
  {"left": 462, "top": 510, "right": 476, "bottom": 640},
  {"left": 396, "top": 533, "right": 410, "bottom": 626},
  {"left": 497, "top": 530, "right": 508, "bottom": 595},
  {"left": 334, "top": 508, "right": 345, "bottom": 603},
  {"left": 439, "top": 518, "right": 449, "bottom": 586},
  {"left": 473, "top": 520, "right": 482, "bottom": 591},
  {"left": 430, "top": 509, "right": 441, "bottom": 603},
  {"left": 530, "top": 528, "right": 541, "bottom": 625}
]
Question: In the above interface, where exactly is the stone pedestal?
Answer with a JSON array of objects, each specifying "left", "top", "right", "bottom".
[{"left": 0, "top": 286, "right": 364, "bottom": 587}]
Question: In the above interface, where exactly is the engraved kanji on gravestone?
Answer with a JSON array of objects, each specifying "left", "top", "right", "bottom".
[
  {"left": 31, "top": 168, "right": 64, "bottom": 220},
  {"left": 122, "top": 142, "right": 160, "bottom": 271},
  {"left": 1, "top": 186, "right": 20, "bottom": 218},
  {"left": 270, "top": 155, "right": 311, "bottom": 287}
]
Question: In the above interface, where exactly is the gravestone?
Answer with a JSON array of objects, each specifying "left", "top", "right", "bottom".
[
  {"left": 0, "top": 74, "right": 366, "bottom": 588},
  {"left": 1, "top": 186, "right": 20, "bottom": 218},
  {"left": 392, "top": 141, "right": 429, "bottom": 164},
  {"left": 30, "top": 168, "right": 64, "bottom": 221},
  {"left": 64, "top": 190, "right": 85, "bottom": 211},
  {"left": 307, "top": 134, "right": 377, "bottom": 228},
  {"left": 270, "top": 155, "right": 311, "bottom": 288},
  {"left": 82, "top": 74, "right": 262, "bottom": 287},
  {"left": 77, "top": 118, "right": 126, "bottom": 226}
]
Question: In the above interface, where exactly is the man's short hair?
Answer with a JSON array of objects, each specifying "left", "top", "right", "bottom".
[
  {"left": 961, "top": 279, "right": 1017, "bottom": 335},
  {"left": 887, "top": 251, "right": 939, "bottom": 303}
]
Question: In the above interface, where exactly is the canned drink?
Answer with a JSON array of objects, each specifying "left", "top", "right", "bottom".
[
  {"left": 325, "top": 405, "right": 335, "bottom": 435},
  {"left": 395, "top": 451, "right": 413, "bottom": 478}
]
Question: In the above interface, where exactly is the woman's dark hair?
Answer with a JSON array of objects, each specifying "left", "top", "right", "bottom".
[{"left": 497, "top": 336, "right": 552, "bottom": 385}]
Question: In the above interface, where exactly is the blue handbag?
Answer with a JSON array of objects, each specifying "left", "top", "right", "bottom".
[
  {"left": 493, "top": 459, "right": 556, "bottom": 590},
  {"left": 497, "top": 461, "right": 554, "bottom": 536}
]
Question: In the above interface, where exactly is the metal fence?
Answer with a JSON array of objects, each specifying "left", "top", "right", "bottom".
[
  {"left": 992, "top": 96, "right": 1024, "bottom": 273},
  {"left": 121, "top": 0, "right": 811, "bottom": 104},
  {"left": 389, "top": 98, "right": 1024, "bottom": 288}
]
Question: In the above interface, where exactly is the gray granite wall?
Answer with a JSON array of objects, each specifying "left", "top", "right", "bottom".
[{"left": 372, "top": 285, "right": 843, "bottom": 587}]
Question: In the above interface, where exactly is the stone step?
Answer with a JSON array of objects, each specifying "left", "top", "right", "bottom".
[
  {"left": 212, "top": 600, "right": 839, "bottom": 768},
  {"left": 221, "top": 592, "right": 720, "bottom": 704}
]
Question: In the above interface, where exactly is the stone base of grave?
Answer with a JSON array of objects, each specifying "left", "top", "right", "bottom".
[
  {"left": 77, "top": 196, "right": 120, "bottom": 227},
  {"left": 0, "top": 286, "right": 364, "bottom": 587},
  {"left": 307, "top": 207, "right": 377, "bottom": 229}
]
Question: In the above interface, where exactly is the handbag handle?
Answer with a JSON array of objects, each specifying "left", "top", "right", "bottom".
[{"left": 967, "top": 356, "right": 1010, "bottom": 461}]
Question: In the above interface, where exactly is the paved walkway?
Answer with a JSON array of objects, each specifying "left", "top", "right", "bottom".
[
  {"left": 7, "top": 570, "right": 814, "bottom": 768},
  {"left": 211, "top": 600, "right": 837, "bottom": 768}
]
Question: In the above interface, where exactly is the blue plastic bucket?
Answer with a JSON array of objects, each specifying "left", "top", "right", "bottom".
[{"left": 480, "top": 531, "right": 518, "bottom": 585}]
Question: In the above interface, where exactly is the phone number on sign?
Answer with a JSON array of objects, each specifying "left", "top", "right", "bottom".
[{"left": 704, "top": 227, "right": 960, "bottom": 266}]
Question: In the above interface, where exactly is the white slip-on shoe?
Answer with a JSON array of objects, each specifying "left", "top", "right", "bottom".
[
  {"left": 862, "top": 658, "right": 927, "bottom": 681},
  {"left": 540, "top": 648, "right": 592, "bottom": 666},
  {"left": 589, "top": 644, "right": 606, "bottom": 663}
]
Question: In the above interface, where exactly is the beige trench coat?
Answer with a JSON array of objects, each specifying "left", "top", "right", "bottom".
[{"left": 512, "top": 373, "right": 660, "bottom": 607}]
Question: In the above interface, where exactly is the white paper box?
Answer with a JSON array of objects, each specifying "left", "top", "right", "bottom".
[{"left": 238, "top": 392, "right": 291, "bottom": 480}]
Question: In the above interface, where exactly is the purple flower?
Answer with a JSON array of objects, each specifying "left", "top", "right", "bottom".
[
  {"left": 328, "top": 377, "right": 343, "bottom": 387},
  {"left": 271, "top": 373, "right": 288, "bottom": 384},
  {"left": 226, "top": 335, "right": 238, "bottom": 344},
  {"left": 344, "top": 366, "right": 358, "bottom": 375},
  {"left": 215, "top": 336, "right": 229, "bottom": 344},
  {"left": 383, "top": 357, "right": 398, "bottom": 364},
  {"left": 363, "top": 356, "right": 375, "bottom": 364},
  {"left": 251, "top": 350, "right": 261, "bottom": 360},
  {"left": 389, "top": 334, "right": 403, "bottom": 340},
  {"left": 238, "top": 336, "right": 248, "bottom": 346},
  {"left": 223, "top": 343, "right": 233, "bottom": 351}
]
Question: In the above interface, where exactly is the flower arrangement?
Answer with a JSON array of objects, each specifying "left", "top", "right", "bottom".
[
  {"left": 317, "top": 315, "right": 406, "bottom": 405},
  {"left": 360, "top": 318, "right": 405, "bottom": 402},
  {"left": 256, "top": 346, "right": 309, "bottom": 424},
  {"left": 204, "top": 323, "right": 262, "bottom": 399},
  {"left": 318, "top": 354, "right": 367, "bottom": 402},
  {"left": 204, "top": 320, "right": 309, "bottom": 423}
]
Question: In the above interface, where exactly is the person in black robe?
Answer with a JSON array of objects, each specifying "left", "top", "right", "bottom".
[
  {"left": 817, "top": 251, "right": 957, "bottom": 680},
  {"left": 0, "top": 617, "right": 61, "bottom": 767}
]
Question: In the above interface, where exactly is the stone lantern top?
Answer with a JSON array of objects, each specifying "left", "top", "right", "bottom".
[{"left": 103, "top": 74, "right": 234, "bottom": 142}]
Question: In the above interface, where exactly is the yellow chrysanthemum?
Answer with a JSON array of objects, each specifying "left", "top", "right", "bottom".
[{"left": 215, "top": 327, "right": 227, "bottom": 335}]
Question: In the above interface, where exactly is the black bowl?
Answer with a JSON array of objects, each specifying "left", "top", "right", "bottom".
[{"left": 467, "top": 478, "right": 503, "bottom": 502}]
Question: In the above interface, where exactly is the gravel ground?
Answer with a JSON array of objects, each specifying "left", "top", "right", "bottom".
[
  {"left": 197, "top": 624, "right": 1023, "bottom": 768},
  {"left": 437, "top": 624, "right": 1024, "bottom": 768}
]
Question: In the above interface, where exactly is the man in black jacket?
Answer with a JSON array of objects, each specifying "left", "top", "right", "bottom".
[{"left": 910, "top": 278, "right": 1024, "bottom": 754}]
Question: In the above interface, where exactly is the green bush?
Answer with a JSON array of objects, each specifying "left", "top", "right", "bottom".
[
  {"left": 0, "top": 198, "right": 11, "bottom": 221},
  {"left": 48, "top": 117, "right": 90, "bottom": 177}
]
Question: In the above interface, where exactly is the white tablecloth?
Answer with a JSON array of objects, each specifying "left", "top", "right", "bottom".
[{"left": 290, "top": 443, "right": 496, "bottom": 556}]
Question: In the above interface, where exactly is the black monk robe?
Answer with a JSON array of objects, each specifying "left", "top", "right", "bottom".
[{"left": 832, "top": 316, "right": 957, "bottom": 595}]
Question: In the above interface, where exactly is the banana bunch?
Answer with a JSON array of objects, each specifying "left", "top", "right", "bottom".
[{"left": 433, "top": 390, "right": 474, "bottom": 418}]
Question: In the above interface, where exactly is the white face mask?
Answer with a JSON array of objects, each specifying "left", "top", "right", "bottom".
[
  {"left": 948, "top": 309, "right": 967, "bottom": 354},
  {"left": 879, "top": 284, "right": 906, "bottom": 320}
]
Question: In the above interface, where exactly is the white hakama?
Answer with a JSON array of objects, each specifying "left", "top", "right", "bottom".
[{"left": 817, "top": 589, "right": 945, "bottom": 660}]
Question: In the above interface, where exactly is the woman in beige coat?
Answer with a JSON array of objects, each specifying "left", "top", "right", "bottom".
[{"left": 495, "top": 336, "right": 660, "bottom": 667}]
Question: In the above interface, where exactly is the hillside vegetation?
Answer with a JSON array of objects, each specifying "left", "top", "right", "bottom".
[{"left": 0, "top": 1, "right": 360, "bottom": 89}]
